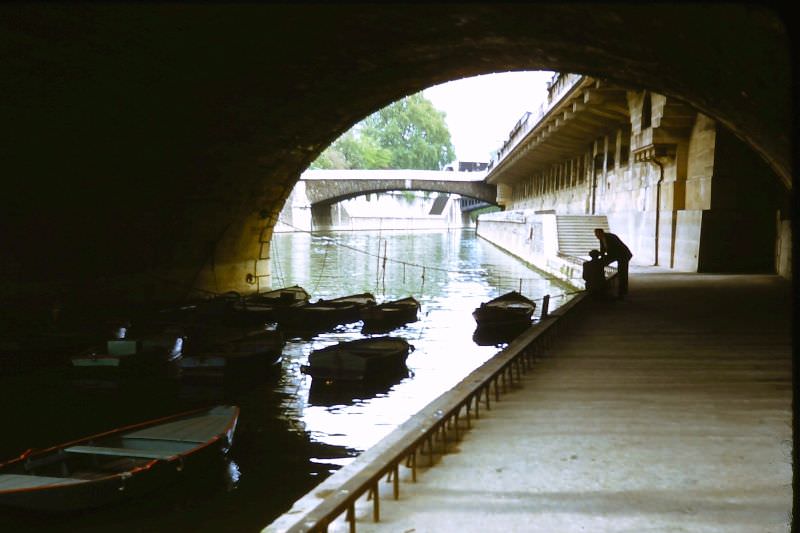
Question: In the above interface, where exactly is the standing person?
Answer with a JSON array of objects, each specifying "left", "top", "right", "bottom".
[
  {"left": 594, "top": 228, "right": 633, "bottom": 298},
  {"left": 581, "top": 249, "right": 607, "bottom": 299}
]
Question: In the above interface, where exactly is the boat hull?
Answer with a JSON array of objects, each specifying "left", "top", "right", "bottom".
[
  {"left": 0, "top": 406, "right": 239, "bottom": 512},
  {"left": 301, "top": 337, "right": 411, "bottom": 383},
  {"left": 472, "top": 291, "right": 536, "bottom": 328},
  {"left": 180, "top": 331, "right": 284, "bottom": 383},
  {"left": 360, "top": 297, "right": 420, "bottom": 332},
  {"left": 276, "top": 293, "right": 375, "bottom": 334},
  {"left": 233, "top": 285, "right": 311, "bottom": 323},
  {"left": 276, "top": 303, "right": 360, "bottom": 332},
  {"left": 0, "top": 444, "right": 227, "bottom": 512}
]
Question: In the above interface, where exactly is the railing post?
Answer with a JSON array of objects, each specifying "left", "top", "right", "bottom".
[
  {"left": 266, "top": 291, "right": 592, "bottom": 533},
  {"left": 372, "top": 481, "right": 380, "bottom": 522},
  {"left": 392, "top": 464, "right": 399, "bottom": 500},
  {"left": 347, "top": 504, "right": 355, "bottom": 533}
]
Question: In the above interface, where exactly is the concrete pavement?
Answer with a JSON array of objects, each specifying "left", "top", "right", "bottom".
[{"left": 326, "top": 272, "right": 793, "bottom": 533}]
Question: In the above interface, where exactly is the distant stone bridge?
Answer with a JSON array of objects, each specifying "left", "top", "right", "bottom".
[{"left": 300, "top": 169, "right": 498, "bottom": 206}]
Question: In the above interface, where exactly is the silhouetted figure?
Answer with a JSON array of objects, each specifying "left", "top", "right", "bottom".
[
  {"left": 594, "top": 228, "right": 633, "bottom": 298},
  {"left": 581, "top": 249, "right": 607, "bottom": 299}
]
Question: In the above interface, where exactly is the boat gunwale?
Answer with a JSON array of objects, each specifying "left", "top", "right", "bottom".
[{"left": 0, "top": 406, "right": 239, "bottom": 496}]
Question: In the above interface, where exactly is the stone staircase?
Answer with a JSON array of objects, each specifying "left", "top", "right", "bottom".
[
  {"left": 428, "top": 195, "right": 449, "bottom": 215},
  {"left": 556, "top": 215, "right": 609, "bottom": 258}
]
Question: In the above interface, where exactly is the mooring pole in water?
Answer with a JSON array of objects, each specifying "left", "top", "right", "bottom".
[
  {"left": 376, "top": 238, "right": 382, "bottom": 288},
  {"left": 381, "top": 240, "right": 388, "bottom": 295},
  {"left": 519, "top": 278, "right": 522, "bottom": 293},
  {"left": 541, "top": 294, "right": 550, "bottom": 319}
]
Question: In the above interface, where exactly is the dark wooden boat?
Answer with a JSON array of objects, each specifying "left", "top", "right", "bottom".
[
  {"left": 69, "top": 325, "right": 185, "bottom": 385},
  {"left": 360, "top": 296, "right": 420, "bottom": 332},
  {"left": 156, "top": 289, "right": 296, "bottom": 328},
  {"left": 179, "top": 328, "right": 284, "bottom": 382},
  {"left": 232, "top": 285, "right": 310, "bottom": 323},
  {"left": 326, "top": 292, "right": 377, "bottom": 307},
  {"left": 276, "top": 292, "right": 376, "bottom": 333},
  {"left": 472, "top": 291, "right": 536, "bottom": 328},
  {"left": 300, "top": 336, "right": 412, "bottom": 383},
  {"left": 0, "top": 405, "right": 239, "bottom": 512}
]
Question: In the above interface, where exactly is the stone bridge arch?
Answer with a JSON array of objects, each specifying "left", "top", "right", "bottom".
[
  {"left": 301, "top": 170, "right": 497, "bottom": 207},
  {"left": 1, "top": 4, "right": 791, "bottom": 305}
]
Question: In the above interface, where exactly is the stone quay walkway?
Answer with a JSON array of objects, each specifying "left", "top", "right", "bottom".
[{"left": 307, "top": 271, "right": 793, "bottom": 533}]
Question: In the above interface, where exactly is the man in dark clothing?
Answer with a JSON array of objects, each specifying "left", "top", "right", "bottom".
[
  {"left": 594, "top": 228, "right": 633, "bottom": 298},
  {"left": 581, "top": 249, "right": 607, "bottom": 299}
]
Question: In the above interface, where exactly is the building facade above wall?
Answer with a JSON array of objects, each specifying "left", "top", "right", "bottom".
[{"left": 480, "top": 74, "right": 788, "bottom": 276}]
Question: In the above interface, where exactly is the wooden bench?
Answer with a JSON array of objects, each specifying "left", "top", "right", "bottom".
[
  {"left": 64, "top": 445, "right": 179, "bottom": 460},
  {"left": 0, "top": 473, "right": 84, "bottom": 489}
]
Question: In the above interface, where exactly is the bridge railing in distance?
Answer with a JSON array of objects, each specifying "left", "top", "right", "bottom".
[
  {"left": 263, "top": 290, "right": 588, "bottom": 533},
  {"left": 300, "top": 169, "right": 488, "bottom": 182},
  {"left": 490, "top": 73, "right": 584, "bottom": 169}
]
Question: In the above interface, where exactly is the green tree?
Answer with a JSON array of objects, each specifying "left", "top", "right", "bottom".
[{"left": 310, "top": 93, "right": 455, "bottom": 170}]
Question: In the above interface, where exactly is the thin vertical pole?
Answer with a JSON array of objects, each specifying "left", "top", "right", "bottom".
[
  {"left": 347, "top": 505, "right": 355, "bottom": 533},
  {"left": 372, "top": 482, "right": 380, "bottom": 522},
  {"left": 541, "top": 294, "right": 550, "bottom": 319}
]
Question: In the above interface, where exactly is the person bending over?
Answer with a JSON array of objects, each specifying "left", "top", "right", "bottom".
[{"left": 594, "top": 228, "right": 632, "bottom": 298}]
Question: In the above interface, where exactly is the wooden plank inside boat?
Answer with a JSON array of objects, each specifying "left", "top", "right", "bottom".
[
  {"left": 0, "top": 474, "right": 85, "bottom": 489},
  {"left": 123, "top": 411, "right": 233, "bottom": 442}
]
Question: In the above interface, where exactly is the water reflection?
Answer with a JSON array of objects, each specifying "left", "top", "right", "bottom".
[
  {"left": 472, "top": 322, "right": 531, "bottom": 346},
  {"left": 225, "top": 460, "right": 241, "bottom": 491},
  {"left": 270, "top": 228, "right": 573, "bottom": 456},
  {"left": 307, "top": 368, "right": 412, "bottom": 407},
  {"left": 0, "top": 228, "right": 575, "bottom": 532}
]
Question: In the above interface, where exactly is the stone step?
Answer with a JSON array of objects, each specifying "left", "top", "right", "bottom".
[{"left": 556, "top": 215, "right": 608, "bottom": 256}]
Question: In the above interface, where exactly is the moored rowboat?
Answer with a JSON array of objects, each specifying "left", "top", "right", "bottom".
[
  {"left": 472, "top": 291, "right": 536, "bottom": 327},
  {"left": 276, "top": 292, "right": 376, "bottom": 333},
  {"left": 360, "top": 296, "right": 420, "bottom": 332},
  {"left": 0, "top": 405, "right": 239, "bottom": 512},
  {"left": 233, "top": 285, "right": 311, "bottom": 323},
  {"left": 180, "top": 329, "right": 284, "bottom": 382},
  {"left": 300, "top": 336, "right": 412, "bottom": 383}
]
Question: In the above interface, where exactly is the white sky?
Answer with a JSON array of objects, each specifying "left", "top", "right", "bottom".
[{"left": 423, "top": 70, "right": 555, "bottom": 163}]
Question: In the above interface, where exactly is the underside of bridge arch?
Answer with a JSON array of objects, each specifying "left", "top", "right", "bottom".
[
  {"left": 1, "top": 4, "right": 791, "bottom": 311},
  {"left": 308, "top": 188, "right": 498, "bottom": 209},
  {"left": 307, "top": 188, "right": 496, "bottom": 232}
]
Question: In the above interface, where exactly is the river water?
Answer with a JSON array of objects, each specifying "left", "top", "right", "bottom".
[{"left": 2, "top": 229, "right": 576, "bottom": 533}]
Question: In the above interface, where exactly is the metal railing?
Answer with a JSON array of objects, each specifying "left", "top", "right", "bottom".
[
  {"left": 265, "top": 290, "right": 589, "bottom": 533},
  {"left": 490, "top": 73, "right": 585, "bottom": 169}
]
